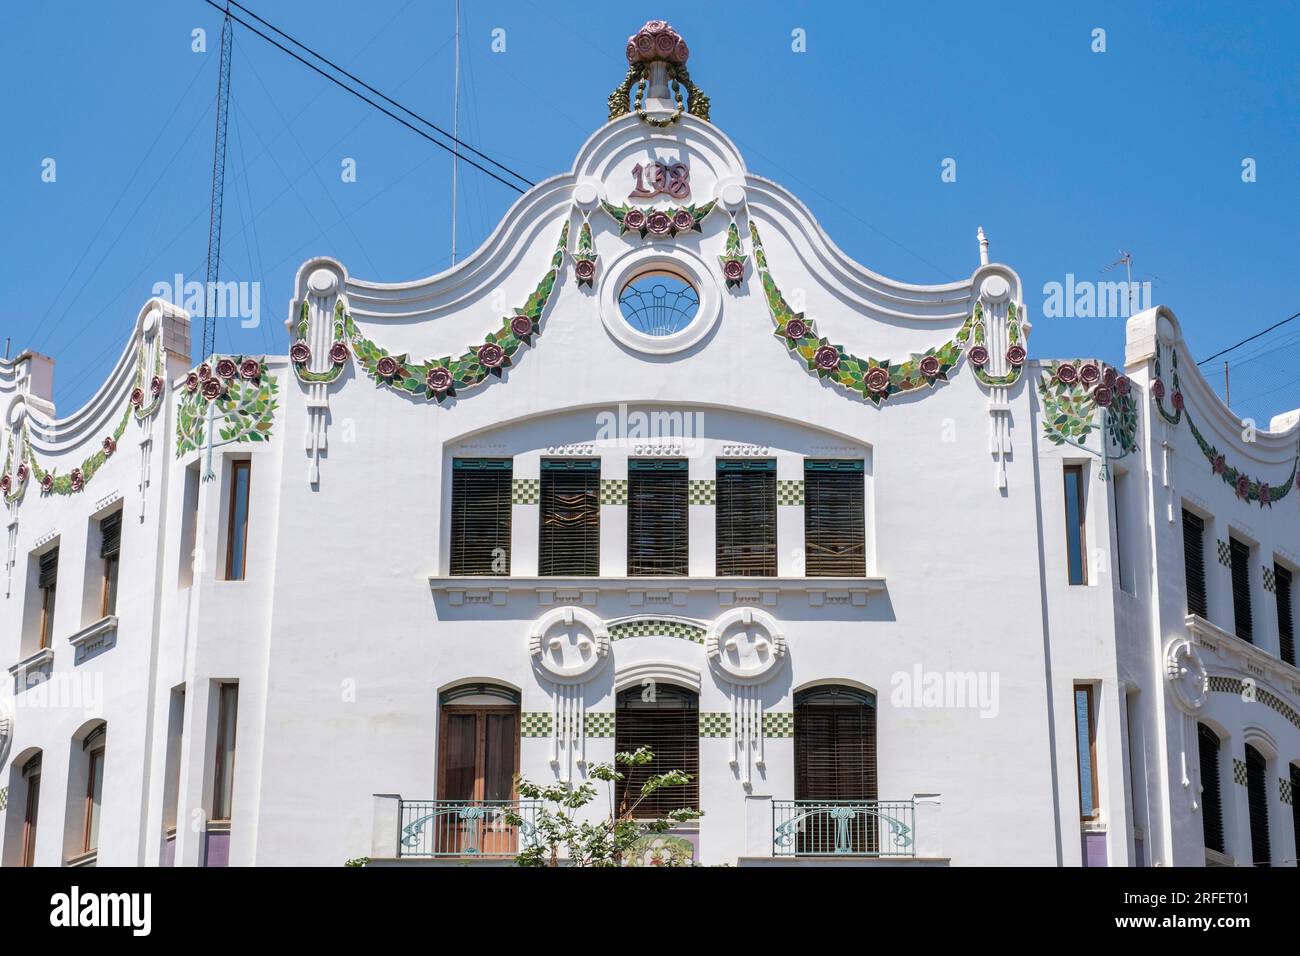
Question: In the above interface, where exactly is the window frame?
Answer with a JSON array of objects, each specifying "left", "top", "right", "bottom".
[
  {"left": 627, "top": 458, "right": 689, "bottom": 576},
  {"left": 83, "top": 744, "right": 105, "bottom": 854},
  {"left": 715, "top": 459, "right": 777, "bottom": 577},
  {"left": 99, "top": 510, "right": 122, "bottom": 617},
  {"left": 1277, "top": 562, "right": 1296, "bottom": 667},
  {"left": 1182, "top": 507, "right": 1208, "bottom": 618},
  {"left": 224, "top": 460, "right": 252, "bottom": 581},
  {"left": 1197, "top": 723, "right": 1225, "bottom": 854},
  {"left": 449, "top": 458, "right": 513, "bottom": 576},
  {"left": 37, "top": 547, "right": 59, "bottom": 649},
  {"left": 1074, "top": 684, "right": 1100, "bottom": 821},
  {"left": 211, "top": 683, "right": 239, "bottom": 822},
  {"left": 1229, "top": 536, "right": 1253, "bottom": 644},
  {"left": 538, "top": 458, "right": 600, "bottom": 577},
  {"left": 803, "top": 460, "right": 866, "bottom": 577},
  {"left": 1063, "top": 464, "right": 1088, "bottom": 586},
  {"left": 21, "top": 761, "right": 41, "bottom": 868}
]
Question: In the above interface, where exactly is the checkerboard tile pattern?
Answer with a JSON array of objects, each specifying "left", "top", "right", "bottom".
[
  {"left": 1263, "top": 565, "right": 1276, "bottom": 593},
  {"left": 776, "top": 479, "right": 804, "bottom": 506},
  {"left": 609, "top": 618, "right": 707, "bottom": 643},
  {"left": 585, "top": 712, "right": 615, "bottom": 737},
  {"left": 520, "top": 712, "right": 552, "bottom": 737},
  {"left": 1281, "top": 776, "right": 1293, "bottom": 806},
  {"left": 1208, "top": 675, "right": 1242, "bottom": 695},
  {"left": 0, "top": 786, "right": 7, "bottom": 812},
  {"left": 1216, "top": 539, "right": 1232, "bottom": 567},
  {"left": 699, "top": 712, "right": 732, "bottom": 737},
  {"left": 688, "top": 479, "right": 715, "bottom": 505},
  {"left": 512, "top": 478, "right": 539, "bottom": 505},
  {"left": 1233, "top": 757, "right": 1248, "bottom": 787},
  {"left": 763, "top": 712, "right": 794, "bottom": 737},
  {"left": 600, "top": 479, "right": 628, "bottom": 505},
  {"left": 1208, "top": 676, "right": 1300, "bottom": 730}
]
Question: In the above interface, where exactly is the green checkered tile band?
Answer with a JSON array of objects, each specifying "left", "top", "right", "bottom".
[
  {"left": 1232, "top": 758, "right": 1248, "bottom": 787},
  {"left": 763, "top": 712, "right": 794, "bottom": 737},
  {"left": 1208, "top": 675, "right": 1242, "bottom": 694},
  {"left": 699, "top": 712, "right": 732, "bottom": 737},
  {"left": 1281, "top": 776, "right": 1294, "bottom": 806},
  {"left": 520, "top": 712, "right": 552, "bottom": 737},
  {"left": 585, "top": 712, "right": 615, "bottom": 737},
  {"left": 513, "top": 478, "right": 539, "bottom": 505},
  {"left": 609, "top": 618, "right": 706, "bottom": 643},
  {"left": 1216, "top": 539, "right": 1231, "bottom": 567},
  {"left": 1208, "top": 676, "right": 1300, "bottom": 730},
  {"left": 0, "top": 786, "right": 6, "bottom": 812},
  {"left": 600, "top": 479, "right": 628, "bottom": 505},
  {"left": 1263, "top": 566, "right": 1276, "bottom": 593},
  {"left": 776, "top": 479, "right": 804, "bottom": 506},
  {"left": 688, "top": 479, "right": 715, "bottom": 505}
]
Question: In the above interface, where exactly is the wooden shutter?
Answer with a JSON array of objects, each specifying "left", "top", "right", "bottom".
[
  {"left": 99, "top": 512, "right": 122, "bottom": 559},
  {"left": 627, "top": 460, "right": 688, "bottom": 576},
  {"left": 1197, "top": 723, "right": 1224, "bottom": 853},
  {"left": 716, "top": 460, "right": 776, "bottom": 576},
  {"left": 614, "top": 685, "right": 699, "bottom": 818},
  {"left": 38, "top": 548, "right": 59, "bottom": 588},
  {"left": 1229, "top": 538, "right": 1252, "bottom": 643},
  {"left": 1291, "top": 764, "right": 1300, "bottom": 867},
  {"left": 1275, "top": 564, "right": 1294, "bottom": 665},
  {"left": 450, "top": 459, "right": 512, "bottom": 575},
  {"left": 539, "top": 459, "right": 599, "bottom": 576},
  {"left": 794, "top": 686, "right": 878, "bottom": 801},
  {"left": 804, "top": 460, "right": 865, "bottom": 576},
  {"left": 1182, "top": 509, "right": 1207, "bottom": 618},
  {"left": 1245, "top": 745, "right": 1270, "bottom": 866}
]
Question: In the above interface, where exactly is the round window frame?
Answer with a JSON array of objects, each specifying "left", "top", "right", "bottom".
[{"left": 598, "top": 245, "right": 720, "bottom": 356}]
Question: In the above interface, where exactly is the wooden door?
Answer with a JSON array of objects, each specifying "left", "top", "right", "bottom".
[{"left": 437, "top": 706, "right": 519, "bottom": 854}]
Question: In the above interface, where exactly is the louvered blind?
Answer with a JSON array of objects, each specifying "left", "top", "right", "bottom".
[
  {"left": 804, "top": 460, "right": 865, "bottom": 576},
  {"left": 1291, "top": 764, "right": 1300, "bottom": 866},
  {"left": 450, "top": 459, "right": 512, "bottom": 575},
  {"left": 627, "top": 459, "right": 688, "bottom": 576},
  {"left": 1275, "top": 564, "right": 1294, "bottom": 666},
  {"left": 1230, "top": 537, "right": 1252, "bottom": 643},
  {"left": 716, "top": 459, "right": 776, "bottom": 576},
  {"left": 1245, "top": 745, "right": 1270, "bottom": 866},
  {"left": 38, "top": 548, "right": 59, "bottom": 588},
  {"left": 614, "top": 685, "right": 699, "bottom": 818},
  {"left": 539, "top": 459, "right": 599, "bottom": 576},
  {"left": 1182, "top": 509, "right": 1207, "bottom": 618},
  {"left": 1197, "top": 723, "right": 1224, "bottom": 853},
  {"left": 794, "top": 687, "right": 878, "bottom": 801},
  {"left": 99, "top": 511, "right": 122, "bottom": 559}
]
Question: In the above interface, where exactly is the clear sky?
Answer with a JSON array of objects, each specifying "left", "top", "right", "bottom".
[{"left": 2, "top": 1, "right": 1297, "bottom": 424}]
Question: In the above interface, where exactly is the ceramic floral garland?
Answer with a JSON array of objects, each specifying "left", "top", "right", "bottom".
[
  {"left": 601, "top": 199, "right": 716, "bottom": 239},
  {"left": 1037, "top": 360, "right": 1137, "bottom": 459},
  {"left": 1151, "top": 341, "right": 1183, "bottom": 425},
  {"left": 175, "top": 356, "right": 278, "bottom": 457},
  {"left": 956, "top": 302, "right": 1027, "bottom": 388},
  {"left": 572, "top": 219, "right": 598, "bottom": 288},
  {"left": 750, "top": 222, "right": 988, "bottom": 405},
  {"left": 718, "top": 220, "right": 746, "bottom": 287}
]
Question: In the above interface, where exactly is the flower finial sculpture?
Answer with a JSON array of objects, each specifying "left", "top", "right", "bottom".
[{"left": 608, "top": 21, "right": 710, "bottom": 124}]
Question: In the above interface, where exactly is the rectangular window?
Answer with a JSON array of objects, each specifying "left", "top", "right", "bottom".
[
  {"left": 38, "top": 547, "right": 59, "bottom": 649},
  {"left": 1074, "top": 684, "right": 1099, "bottom": 820},
  {"left": 99, "top": 511, "right": 121, "bottom": 616},
  {"left": 1245, "top": 745, "right": 1270, "bottom": 866},
  {"left": 716, "top": 459, "right": 776, "bottom": 576},
  {"left": 1277, "top": 564, "right": 1295, "bottom": 666},
  {"left": 1197, "top": 723, "right": 1224, "bottom": 853},
  {"left": 804, "top": 460, "right": 866, "bottom": 576},
  {"left": 1063, "top": 465, "right": 1087, "bottom": 585},
  {"left": 450, "top": 459, "right": 513, "bottom": 575},
  {"left": 1230, "top": 537, "right": 1252, "bottom": 643},
  {"left": 1113, "top": 472, "right": 1132, "bottom": 593},
  {"left": 212, "top": 683, "right": 239, "bottom": 821},
  {"left": 538, "top": 459, "right": 599, "bottom": 576},
  {"left": 627, "top": 459, "right": 688, "bottom": 576},
  {"left": 1182, "top": 509, "right": 1208, "bottom": 618},
  {"left": 84, "top": 745, "right": 105, "bottom": 854},
  {"left": 224, "top": 461, "right": 251, "bottom": 581},
  {"left": 178, "top": 463, "right": 200, "bottom": 589},
  {"left": 21, "top": 757, "right": 41, "bottom": 868}
]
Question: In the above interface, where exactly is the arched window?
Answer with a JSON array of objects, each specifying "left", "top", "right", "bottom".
[
  {"left": 1197, "top": 723, "right": 1224, "bottom": 854},
  {"left": 1244, "top": 744, "right": 1270, "bottom": 866},
  {"left": 614, "top": 684, "right": 699, "bottom": 818},
  {"left": 19, "top": 752, "right": 42, "bottom": 867},
  {"left": 432, "top": 684, "right": 520, "bottom": 856},
  {"left": 794, "top": 685, "right": 878, "bottom": 854},
  {"left": 65, "top": 721, "right": 106, "bottom": 864}
]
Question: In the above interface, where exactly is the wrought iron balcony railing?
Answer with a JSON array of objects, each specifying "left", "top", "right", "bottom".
[
  {"left": 772, "top": 800, "right": 915, "bottom": 857},
  {"left": 398, "top": 799, "right": 540, "bottom": 858}
]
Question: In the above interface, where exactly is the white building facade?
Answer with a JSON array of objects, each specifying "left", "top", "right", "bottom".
[{"left": 1, "top": 22, "right": 1297, "bottom": 868}]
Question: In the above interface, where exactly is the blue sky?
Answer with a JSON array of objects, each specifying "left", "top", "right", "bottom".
[{"left": 2, "top": 1, "right": 1297, "bottom": 423}]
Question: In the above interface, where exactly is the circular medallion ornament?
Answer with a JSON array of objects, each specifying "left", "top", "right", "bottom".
[
  {"left": 705, "top": 608, "right": 788, "bottom": 683},
  {"left": 1164, "top": 638, "right": 1209, "bottom": 714},
  {"left": 529, "top": 607, "right": 610, "bottom": 682},
  {"left": 814, "top": 345, "right": 841, "bottom": 371},
  {"left": 979, "top": 274, "right": 1011, "bottom": 303},
  {"left": 306, "top": 267, "right": 339, "bottom": 296},
  {"left": 968, "top": 345, "right": 989, "bottom": 368}
]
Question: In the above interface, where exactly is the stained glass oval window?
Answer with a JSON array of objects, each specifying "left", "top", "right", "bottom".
[{"left": 617, "top": 271, "right": 700, "bottom": 337}]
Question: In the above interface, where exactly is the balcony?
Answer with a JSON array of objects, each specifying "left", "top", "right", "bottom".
[
  {"left": 773, "top": 799, "right": 915, "bottom": 858},
  {"left": 382, "top": 799, "right": 540, "bottom": 861}
]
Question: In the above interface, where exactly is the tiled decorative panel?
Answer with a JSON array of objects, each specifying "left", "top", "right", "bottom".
[
  {"left": 600, "top": 479, "right": 627, "bottom": 505},
  {"left": 699, "top": 712, "right": 732, "bottom": 737},
  {"left": 1281, "top": 776, "right": 1294, "bottom": 806},
  {"left": 688, "top": 479, "right": 715, "bottom": 505},
  {"left": 1263, "top": 565, "right": 1276, "bottom": 593},
  {"left": 0, "top": 786, "right": 6, "bottom": 812},
  {"left": 1232, "top": 758, "right": 1248, "bottom": 787},
  {"left": 1208, "top": 675, "right": 1300, "bottom": 730},
  {"left": 1216, "top": 539, "right": 1231, "bottom": 567},
  {"left": 520, "top": 712, "right": 552, "bottom": 737},
  {"left": 609, "top": 618, "right": 706, "bottom": 643},
  {"left": 585, "top": 712, "right": 615, "bottom": 737},
  {"left": 776, "top": 479, "right": 804, "bottom": 506},
  {"left": 512, "top": 478, "right": 539, "bottom": 505},
  {"left": 763, "top": 712, "right": 794, "bottom": 737}
]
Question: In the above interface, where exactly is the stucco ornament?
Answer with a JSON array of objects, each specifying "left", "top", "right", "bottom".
[
  {"left": 1164, "top": 638, "right": 1209, "bottom": 714},
  {"left": 1037, "top": 360, "right": 1138, "bottom": 466},
  {"left": 528, "top": 607, "right": 610, "bottom": 681},
  {"left": 608, "top": 21, "right": 710, "bottom": 125},
  {"left": 175, "top": 355, "right": 279, "bottom": 457},
  {"left": 705, "top": 608, "right": 787, "bottom": 683}
]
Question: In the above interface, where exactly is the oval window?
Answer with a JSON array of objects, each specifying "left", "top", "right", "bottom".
[{"left": 617, "top": 271, "right": 700, "bottom": 337}]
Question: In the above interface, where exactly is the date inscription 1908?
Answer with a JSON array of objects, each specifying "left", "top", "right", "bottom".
[{"left": 630, "top": 161, "right": 690, "bottom": 200}]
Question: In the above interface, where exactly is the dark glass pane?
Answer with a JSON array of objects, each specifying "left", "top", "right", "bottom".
[
  {"left": 1064, "top": 467, "right": 1086, "bottom": 585},
  {"left": 440, "top": 713, "right": 478, "bottom": 801},
  {"left": 483, "top": 713, "right": 517, "bottom": 802}
]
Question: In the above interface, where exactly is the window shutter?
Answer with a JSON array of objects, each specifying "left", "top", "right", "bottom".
[
  {"left": 1229, "top": 538, "right": 1252, "bottom": 643},
  {"left": 99, "top": 512, "right": 122, "bottom": 559},
  {"left": 1182, "top": 509, "right": 1207, "bottom": 618},
  {"left": 794, "top": 686, "right": 877, "bottom": 802},
  {"left": 38, "top": 548, "right": 59, "bottom": 589},
  {"left": 804, "top": 460, "right": 865, "bottom": 576},
  {"left": 614, "top": 685, "right": 699, "bottom": 818},
  {"left": 627, "top": 460, "right": 688, "bottom": 576},
  {"left": 1275, "top": 564, "right": 1294, "bottom": 666},
  {"left": 1197, "top": 723, "right": 1224, "bottom": 853},
  {"left": 450, "top": 459, "right": 513, "bottom": 575},
  {"left": 1245, "top": 745, "right": 1270, "bottom": 866},
  {"left": 716, "top": 460, "right": 776, "bottom": 576},
  {"left": 539, "top": 459, "right": 599, "bottom": 576},
  {"left": 1291, "top": 764, "right": 1300, "bottom": 867}
]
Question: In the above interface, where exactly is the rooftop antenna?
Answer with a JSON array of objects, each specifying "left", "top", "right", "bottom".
[
  {"left": 202, "top": 2, "right": 234, "bottom": 363},
  {"left": 1100, "top": 250, "right": 1134, "bottom": 315},
  {"left": 449, "top": 0, "right": 461, "bottom": 266}
]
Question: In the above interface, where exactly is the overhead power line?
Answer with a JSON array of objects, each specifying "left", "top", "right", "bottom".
[
  {"left": 198, "top": 0, "right": 531, "bottom": 194},
  {"left": 1197, "top": 310, "right": 1300, "bottom": 366}
]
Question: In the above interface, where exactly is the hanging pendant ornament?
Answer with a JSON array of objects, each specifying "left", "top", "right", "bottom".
[{"left": 572, "top": 214, "right": 598, "bottom": 288}]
